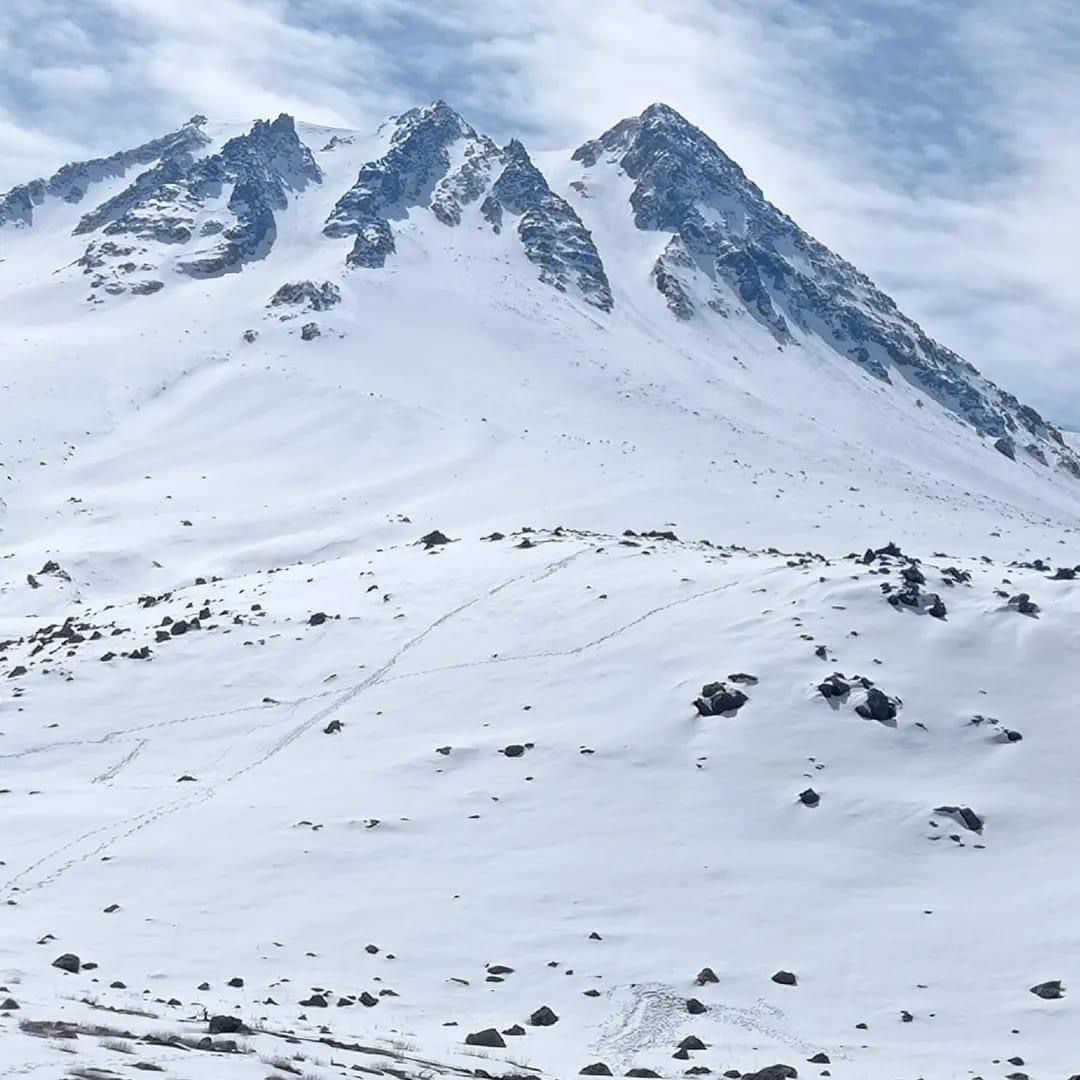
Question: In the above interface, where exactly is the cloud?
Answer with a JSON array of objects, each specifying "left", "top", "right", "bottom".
[{"left": 0, "top": 0, "right": 1076, "bottom": 423}]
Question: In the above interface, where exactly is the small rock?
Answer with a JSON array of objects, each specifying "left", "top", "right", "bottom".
[
  {"left": 808, "top": 1053, "right": 830, "bottom": 1064},
  {"left": 687, "top": 997, "right": 708, "bottom": 1014},
  {"left": 771, "top": 970, "right": 797, "bottom": 986},
  {"left": 1030, "top": 979, "right": 1065, "bottom": 999},
  {"left": 0, "top": 998, "right": 18, "bottom": 1010},
  {"left": 359, "top": 992, "right": 378, "bottom": 1007},
  {"left": 299, "top": 994, "right": 327, "bottom": 1008},
  {"left": 226, "top": 977, "right": 244, "bottom": 988},
  {"left": 502, "top": 1024, "right": 526, "bottom": 1036},
  {"left": 798, "top": 788, "right": 820, "bottom": 808},
  {"left": 580, "top": 1065, "right": 613, "bottom": 1076},
  {"left": 695, "top": 967, "right": 719, "bottom": 985},
  {"left": 51, "top": 954, "right": 80, "bottom": 974},
  {"left": 504, "top": 744, "right": 526, "bottom": 758},
  {"left": 678, "top": 1036, "right": 707, "bottom": 1051}
]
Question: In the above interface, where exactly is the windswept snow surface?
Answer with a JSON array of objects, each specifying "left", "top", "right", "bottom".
[{"left": 0, "top": 106, "right": 1078, "bottom": 1080}]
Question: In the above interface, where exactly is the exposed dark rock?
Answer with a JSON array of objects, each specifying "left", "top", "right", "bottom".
[
  {"left": 0, "top": 998, "right": 18, "bottom": 1010},
  {"left": 1008, "top": 592, "right": 1039, "bottom": 615},
  {"left": 743, "top": 1068, "right": 798, "bottom": 1080},
  {"left": 503, "top": 744, "right": 526, "bottom": 757},
  {"left": 687, "top": 997, "right": 708, "bottom": 1014},
  {"left": 270, "top": 280, "right": 341, "bottom": 311},
  {"left": 695, "top": 966, "right": 719, "bottom": 985},
  {"left": 808, "top": 1053, "right": 830, "bottom": 1064},
  {"left": 226, "top": 977, "right": 244, "bottom": 988},
  {"left": 359, "top": 992, "right": 378, "bottom": 1007},
  {"left": 208, "top": 1015, "right": 244, "bottom": 1034},
  {"left": 52, "top": 954, "right": 80, "bottom": 974},
  {"left": 855, "top": 688, "right": 898, "bottom": 724},
  {"left": 818, "top": 675, "right": 850, "bottom": 699},
  {"left": 994, "top": 436, "right": 1016, "bottom": 460},
  {"left": 678, "top": 1036, "right": 707, "bottom": 1051},
  {"left": 299, "top": 994, "right": 328, "bottom": 1008},
  {"left": 300, "top": 321, "right": 321, "bottom": 341},
  {"left": 580, "top": 1065, "right": 613, "bottom": 1076},
  {"left": 502, "top": 1024, "right": 526, "bottom": 1036},
  {"left": 465, "top": 1028, "right": 506, "bottom": 1048},
  {"left": 798, "top": 788, "right": 820, "bottom": 808},
  {"left": 529, "top": 1005, "right": 559, "bottom": 1026},
  {"left": 694, "top": 684, "right": 749, "bottom": 715},
  {"left": 771, "top": 970, "right": 797, "bottom": 986},
  {"left": 308, "top": 612, "right": 328, "bottom": 626},
  {"left": 1030, "top": 979, "right": 1065, "bottom": 999},
  {"left": 420, "top": 530, "right": 452, "bottom": 547},
  {"left": 933, "top": 805, "right": 984, "bottom": 833}
]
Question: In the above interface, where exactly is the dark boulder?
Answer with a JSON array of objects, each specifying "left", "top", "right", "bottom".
[
  {"left": 51, "top": 954, "right": 80, "bottom": 974},
  {"left": 798, "top": 788, "right": 820, "bottom": 808},
  {"left": 529, "top": 1005, "right": 559, "bottom": 1026},
  {"left": 933, "top": 805, "right": 984, "bottom": 833},
  {"left": 771, "top": 970, "right": 797, "bottom": 986},
  {"left": 1030, "top": 979, "right": 1065, "bottom": 999},
  {"left": 420, "top": 530, "right": 452, "bottom": 547},
  {"left": 855, "top": 688, "right": 898, "bottom": 723},
  {"left": 818, "top": 675, "right": 850, "bottom": 699},
  {"left": 695, "top": 966, "right": 719, "bottom": 985},
  {"left": 208, "top": 1015, "right": 244, "bottom": 1034},
  {"left": 466, "top": 1029, "right": 506, "bottom": 1048},
  {"left": 694, "top": 686, "right": 748, "bottom": 715},
  {"left": 678, "top": 1036, "right": 707, "bottom": 1051},
  {"left": 580, "top": 1066, "right": 613, "bottom": 1077},
  {"left": 687, "top": 997, "right": 708, "bottom": 1014}
]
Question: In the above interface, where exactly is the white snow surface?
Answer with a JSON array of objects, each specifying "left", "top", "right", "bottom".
[{"left": 0, "top": 112, "right": 1078, "bottom": 1080}]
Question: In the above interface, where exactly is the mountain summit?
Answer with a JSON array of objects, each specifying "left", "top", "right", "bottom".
[{"left": 0, "top": 100, "right": 1072, "bottom": 477}]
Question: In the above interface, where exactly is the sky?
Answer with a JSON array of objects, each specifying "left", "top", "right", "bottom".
[{"left": 1, "top": 0, "right": 1078, "bottom": 424}]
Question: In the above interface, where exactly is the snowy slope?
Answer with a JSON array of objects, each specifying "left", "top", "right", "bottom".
[{"left": 0, "top": 102, "right": 1078, "bottom": 1080}]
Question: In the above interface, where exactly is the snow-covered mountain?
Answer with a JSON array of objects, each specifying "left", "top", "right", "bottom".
[{"left": 1, "top": 102, "right": 1078, "bottom": 1080}]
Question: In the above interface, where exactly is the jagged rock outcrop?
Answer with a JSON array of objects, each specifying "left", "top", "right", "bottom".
[
  {"left": 0, "top": 116, "right": 210, "bottom": 229},
  {"left": 324, "top": 101, "right": 497, "bottom": 267},
  {"left": 73, "top": 114, "right": 320, "bottom": 290},
  {"left": 270, "top": 280, "right": 341, "bottom": 311},
  {"left": 481, "top": 140, "right": 612, "bottom": 310},
  {"left": 572, "top": 103, "right": 1079, "bottom": 473},
  {"left": 324, "top": 103, "right": 611, "bottom": 310}
]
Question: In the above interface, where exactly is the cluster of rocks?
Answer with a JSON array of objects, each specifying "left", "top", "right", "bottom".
[
  {"left": 693, "top": 676, "right": 754, "bottom": 716},
  {"left": 818, "top": 674, "right": 899, "bottom": 726}
]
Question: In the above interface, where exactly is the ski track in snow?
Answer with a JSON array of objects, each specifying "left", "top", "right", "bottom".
[{"left": 0, "top": 547, "right": 589, "bottom": 900}]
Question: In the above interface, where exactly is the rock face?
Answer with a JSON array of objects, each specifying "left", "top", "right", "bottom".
[
  {"left": 0, "top": 116, "right": 210, "bottom": 229},
  {"left": 571, "top": 103, "right": 1079, "bottom": 473},
  {"left": 481, "top": 140, "right": 613, "bottom": 311},
  {"left": 324, "top": 101, "right": 611, "bottom": 310},
  {"left": 70, "top": 114, "right": 320, "bottom": 295},
  {"left": 270, "top": 280, "right": 341, "bottom": 311}
]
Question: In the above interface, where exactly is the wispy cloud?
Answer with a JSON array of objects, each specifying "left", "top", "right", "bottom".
[{"left": 1, "top": 0, "right": 1076, "bottom": 422}]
